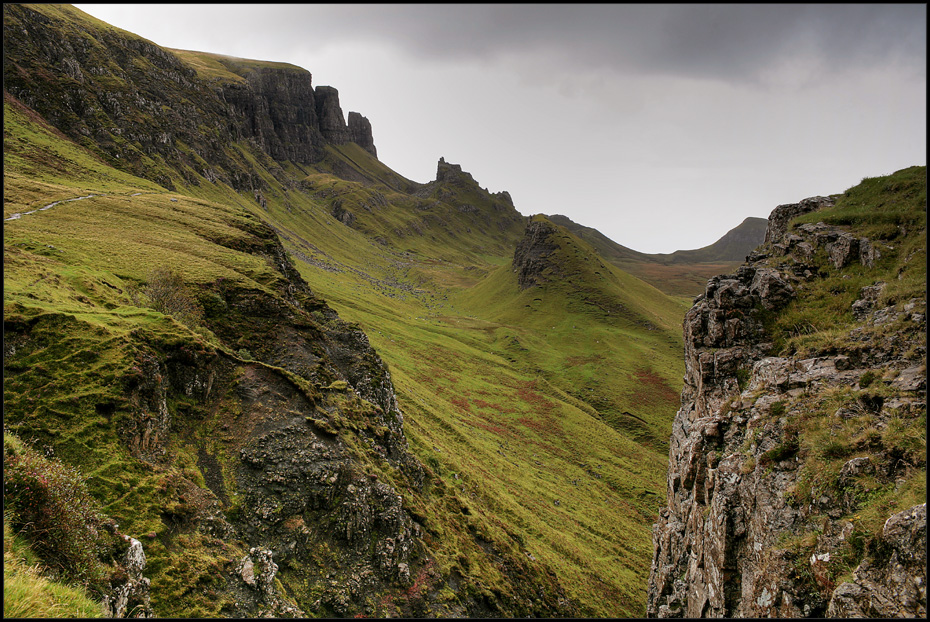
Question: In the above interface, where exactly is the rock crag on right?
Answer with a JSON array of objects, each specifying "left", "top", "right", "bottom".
[{"left": 647, "top": 167, "right": 926, "bottom": 618}]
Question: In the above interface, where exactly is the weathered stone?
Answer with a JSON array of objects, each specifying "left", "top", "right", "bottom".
[
  {"left": 859, "top": 237, "right": 880, "bottom": 268},
  {"left": 512, "top": 218, "right": 562, "bottom": 289},
  {"left": 827, "top": 504, "right": 926, "bottom": 618},
  {"left": 763, "top": 196, "right": 835, "bottom": 247},
  {"left": 346, "top": 111, "right": 377, "bottom": 158},
  {"left": 749, "top": 268, "right": 795, "bottom": 310},
  {"left": 891, "top": 365, "right": 927, "bottom": 392},
  {"left": 648, "top": 190, "right": 926, "bottom": 618},
  {"left": 828, "top": 233, "right": 860, "bottom": 269},
  {"left": 103, "top": 535, "right": 154, "bottom": 618}
]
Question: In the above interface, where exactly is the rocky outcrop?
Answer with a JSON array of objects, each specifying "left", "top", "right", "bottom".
[
  {"left": 102, "top": 529, "right": 154, "bottom": 618},
  {"left": 648, "top": 193, "right": 926, "bottom": 618},
  {"left": 314, "top": 85, "right": 351, "bottom": 145},
  {"left": 762, "top": 196, "right": 836, "bottom": 248},
  {"left": 219, "top": 65, "right": 326, "bottom": 165},
  {"left": 827, "top": 503, "right": 926, "bottom": 618},
  {"left": 512, "top": 218, "right": 563, "bottom": 289},
  {"left": 435, "top": 156, "right": 479, "bottom": 186},
  {"left": 347, "top": 111, "right": 377, "bottom": 158},
  {"left": 2, "top": 4, "right": 378, "bottom": 191}
]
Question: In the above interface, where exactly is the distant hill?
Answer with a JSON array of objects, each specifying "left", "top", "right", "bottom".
[
  {"left": 547, "top": 214, "right": 768, "bottom": 297},
  {"left": 649, "top": 216, "right": 768, "bottom": 264}
]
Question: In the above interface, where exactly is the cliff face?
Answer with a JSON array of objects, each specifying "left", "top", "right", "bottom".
[
  {"left": 218, "top": 64, "right": 326, "bottom": 164},
  {"left": 512, "top": 218, "right": 564, "bottom": 289},
  {"left": 647, "top": 176, "right": 926, "bottom": 617},
  {"left": 2, "top": 4, "right": 376, "bottom": 187}
]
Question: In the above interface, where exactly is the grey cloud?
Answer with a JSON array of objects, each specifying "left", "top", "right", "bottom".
[
  {"left": 78, "top": 4, "right": 926, "bottom": 83},
  {"left": 288, "top": 4, "right": 925, "bottom": 82}
]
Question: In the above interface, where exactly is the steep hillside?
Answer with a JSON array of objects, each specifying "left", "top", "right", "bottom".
[
  {"left": 548, "top": 213, "right": 767, "bottom": 298},
  {"left": 4, "top": 4, "right": 694, "bottom": 618},
  {"left": 654, "top": 217, "right": 768, "bottom": 264},
  {"left": 648, "top": 166, "right": 926, "bottom": 617}
]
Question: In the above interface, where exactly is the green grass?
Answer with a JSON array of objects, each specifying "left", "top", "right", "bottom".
[
  {"left": 4, "top": 521, "right": 103, "bottom": 618},
  {"left": 3, "top": 14, "right": 705, "bottom": 615},
  {"left": 768, "top": 166, "right": 927, "bottom": 357}
]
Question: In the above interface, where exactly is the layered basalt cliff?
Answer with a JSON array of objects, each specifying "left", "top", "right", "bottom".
[
  {"left": 513, "top": 218, "right": 564, "bottom": 290},
  {"left": 2, "top": 4, "right": 376, "bottom": 187},
  {"left": 647, "top": 183, "right": 926, "bottom": 617}
]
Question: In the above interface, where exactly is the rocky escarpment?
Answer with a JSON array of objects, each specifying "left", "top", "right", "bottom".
[
  {"left": 512, "top": 218, "right": 564, "bottom": 289},
  {"left": 648, "top": 189, "right": 926, "bottom": 617},
  {"left": 310, "top": 85, "right": 376, "bottom": 158},
  {"left": 2, "top": 4, "right": 376, "bottom": 189},
  {"left": 121, "top": 220, "right": 432, "bottom": 616}
]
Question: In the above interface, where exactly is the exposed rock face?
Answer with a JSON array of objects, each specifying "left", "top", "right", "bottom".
[
  {"left": 827, "top": 503, "right": 926, "bottom": 618},
  {"left": 436, "top": 156, "right": 479, "bottom": 186},
  {"left": 512, "top": 218, "right": 563, "bottom": 289},
  {"left": 2, "top": 4, "right": 378, "bottom": 190},
  {"left": 103, "top": 530, "right": 154, "bottom": 618},
  {"left": 648, "top": 196, "right": 926, "bottom": 618},
  {"left": 347, "top": 111, "right": 377, "bottom": 158},
  {"left": 220, "top": 66, "right": 326, "bottom": 164},
  {"left": 762, "top": 196, "right": 836, "bottom": 248},
  {"left": 314, "top": 85, "right": 351, "bottom": 145}
]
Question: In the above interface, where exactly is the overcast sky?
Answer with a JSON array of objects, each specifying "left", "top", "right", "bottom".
[{"left": 74, "top": 4, "right": 926, "bottom": 254}]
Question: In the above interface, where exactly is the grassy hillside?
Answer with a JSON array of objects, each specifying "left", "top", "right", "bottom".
[
  {"left": 239, "top": 143, "right": 689, "bottom": 614},
  {"left": 547, "top": 213, "right": 767, "bottom": 298},
  {"left": 3, "top": 4, "right": 694, "bottom": 617}
]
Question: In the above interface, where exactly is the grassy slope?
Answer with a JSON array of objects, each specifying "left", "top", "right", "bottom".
[
  {"left": 4, "top": 519, "right": 102, "bottom": 618},
  {"left": 247, "top": 145, "right": 689, "bottom": 614},
  {"left": 4, "top": 10, "right": 693, "bottom": 615}
]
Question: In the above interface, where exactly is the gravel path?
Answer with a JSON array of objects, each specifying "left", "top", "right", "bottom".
[{"left": 5, "top": 194, "right": 103, "bottom": 221}]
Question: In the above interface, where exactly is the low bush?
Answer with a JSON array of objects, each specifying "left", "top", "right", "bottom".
[
  {"left": 3, "top": 433, "right": 107, "bottom": 586},
  {"left": 134, "top": 267, "right": 204, "bottom": 328}
]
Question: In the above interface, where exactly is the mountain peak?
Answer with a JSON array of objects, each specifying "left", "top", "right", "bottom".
[{"left": 435, "top": 157, "right": 478, "bottom": 186}]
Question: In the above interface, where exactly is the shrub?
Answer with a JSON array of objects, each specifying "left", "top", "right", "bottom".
[
  {"left": 3, "top": 434, "right": 107, "bottom": 586},
  {"left": 858, "top": 370, "right": 877, "bottom": 388},
  {"left": 136, "top": 267, "right": 204, "bottom": 328},
  {"left": 759, "top": 439, "right": 799, "bottom": 467},
  {"left": 735, "top": 368, "right": 751, "bottom": 391}
]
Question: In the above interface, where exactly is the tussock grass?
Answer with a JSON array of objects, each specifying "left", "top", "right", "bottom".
[{"left": 4, "top": 522, "right": 103, "bottom": 618}]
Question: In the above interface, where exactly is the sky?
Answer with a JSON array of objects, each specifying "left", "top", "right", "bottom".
[{"left": 74, "top": 4, "right": 926, "bottom": 254}]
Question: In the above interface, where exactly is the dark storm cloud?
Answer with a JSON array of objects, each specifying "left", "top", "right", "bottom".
[{"left": 291, "top": 4, "right": 926, "bottom": 82}]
